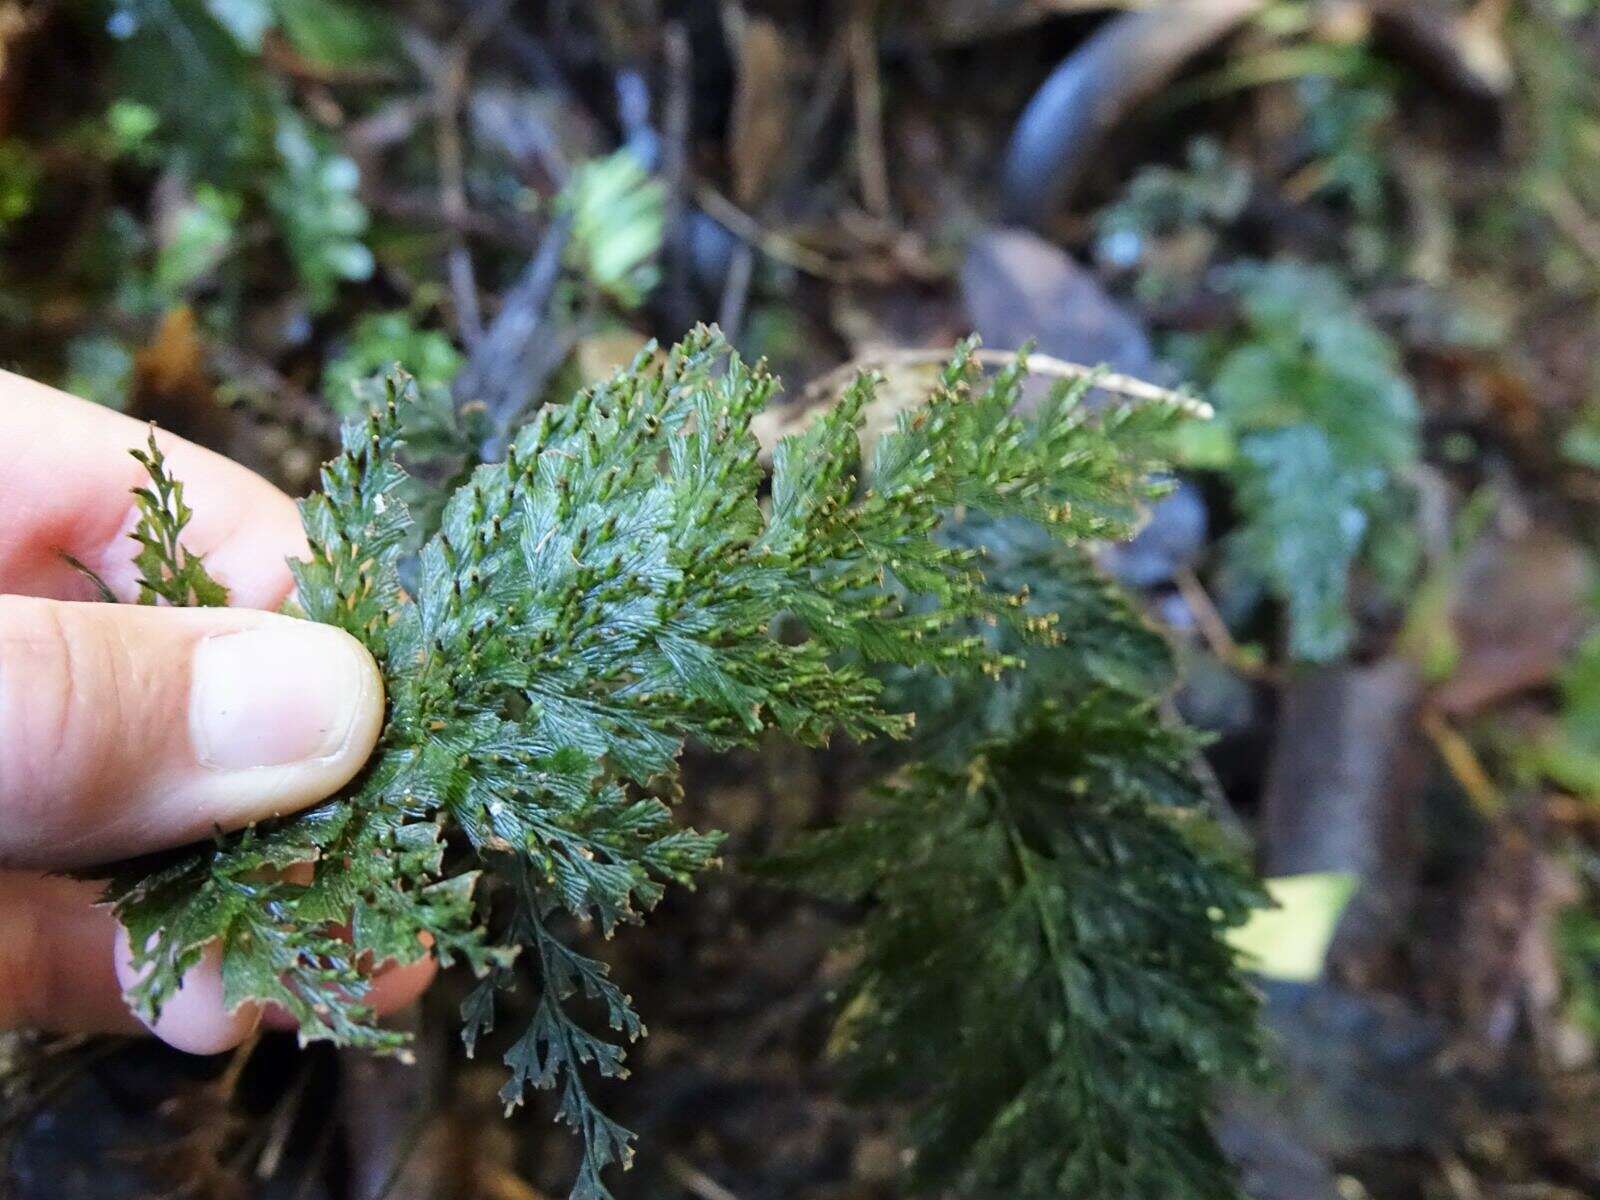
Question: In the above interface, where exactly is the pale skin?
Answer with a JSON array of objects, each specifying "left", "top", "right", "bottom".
[{"left": 0, "top": 371, "right": 433, "bottom": 1053}]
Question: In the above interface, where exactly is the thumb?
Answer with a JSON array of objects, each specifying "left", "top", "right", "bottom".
[{"left": 0, "top": 596, "right": 384, "bottom": 870}]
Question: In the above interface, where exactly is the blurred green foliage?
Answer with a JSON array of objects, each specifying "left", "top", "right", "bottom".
[
  {"left": 561, "top": 149, "right": 666, "bottom": 309},
  {"left": 267, "top": 108, "right": 374, "bottom": 310},
  {"left": 0, "top": 142, "right": 39, "bottom": 230},
  {"left": 62, "top": 334, "right": 136, "bottom": 411},
  {"left": 1512, "top": 2, "right": 1600, "bottom": 291},
  {"left": 1172, "top": 262, "right": 1419, "bottom": 662},
  {"left": 1558, "top": 899, "right": 1600, "bottom": 1035},
  {"left": 323, "top": 310, "right": 463, "bottom": 414},
  {"left": 0, "top": 0, "right": 679, "bottom": 414},
  {"left": 153, "top": 186, "right": 241, "bottom": 302},
  {"left": 1094, "top": 138, "right": 1250, "bottom": 303},
  {"left": 0, "top": 0, "right": 394, "bottom": 401},
  {"left": 1294, "top": 73, "right": 1396, "bottom": 271},
  {"left": 102, "top": 0, "right": 380, "bottom": 309},
  {"left": 1537, "top": 629, "right": 1600, "bottom": 797}
]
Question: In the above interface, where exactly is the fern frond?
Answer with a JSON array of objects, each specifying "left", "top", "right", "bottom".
[
  {"left": 1205, "top": 262, "right": 1419, "bottom": 661},
  {"left": 771, "top": 698, "right": 1263, "bottom": 1198},
  {"left": 101, "top": 328, "right": 1211, "bottom": 1199},
  {"left": 129, "top": 430, "right": 230, "bottom": 607},
  {"left": 769, "top": 519, "right": 1266, "bottom": 1199}
]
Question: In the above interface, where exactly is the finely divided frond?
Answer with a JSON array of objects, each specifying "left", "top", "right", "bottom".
[
  {"left": 101, "top": 327, "right": 1227, "bottom": 1200},
  {"left": 769, "top": 534, "right": 1265, "bottom": 1198},
  {"left": 129, "top": 430, "right": 230, "bottom": 607}
]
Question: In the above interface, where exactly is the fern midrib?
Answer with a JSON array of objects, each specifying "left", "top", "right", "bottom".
[{"left": 993, "top": 784, "right": 1115, "bottom": 1192}]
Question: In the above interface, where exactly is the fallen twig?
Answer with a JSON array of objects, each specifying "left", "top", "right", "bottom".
[
  {"left": 750, "top": 346, "right": 1209, "bottom": 464},
  {"left": 660, "top": 23, "right": 698, "bottom": 326},
  {"left": 695, "top": 185, "right": 874, "bottom": 281},
  {"left": 207, "top": 343, "right": 338, "bottom": 440},
  {"left": 1175, "top": 567, "right": 1274, "bottom": 682},
  {"left": 797, "top": 346, "right": 1213, "bottom": 416},
  {"left": 1536, "top": 178, "right": 1600, "bottom": 277},
  {"left": 437, "top": 53, "right": 484, "bottom": 347},
  {"left": 1420, "top": 706, "right": 1502, "bottom": 817},
  {"left": 665, "top": 1155, "right": 742, "bottom": 1200},
  {"left": 431, "top": 1, "right": 515, "bottom": 347},
  {"left": 717, "top": 242, "right": 756, "bottom": 342},
  {"left": 363, "top": 189, "right": 539, "bottom": 249}
]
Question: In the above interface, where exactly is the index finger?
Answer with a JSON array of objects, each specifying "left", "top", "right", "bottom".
[{"left": 0, "top": 370, "right": 308, "bottom": 608}]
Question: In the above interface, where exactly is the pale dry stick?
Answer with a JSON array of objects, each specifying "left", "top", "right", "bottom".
[
  {"left": 432, "top": 0, "right": 515, "bottom": 349},
  {"left": 665, "top": 1155, "right": 742, "bottom": 1200},
  {"left": 1434, "top": 1150, "right": 1487, "bottom": 1200},
  {"left": 437, "top": 51, "right": 484, "bottom": 348},
  {"left": 218, "top": 1024, "right": 264, "bottom": 1080},
  {"left": 752, "top": 346, "right": 1211, "bottom": 466},
  {"left": 481, "top": 1166, "right": 552, "bottom": 1200},
  {"left": 800, "top": 347, "right": 1211, "bottom": 414},
  {"left": 717, "top": 240, "right": 756, "bottom": 341},
  {"left": 697, "top": 184, "right": 929, "bottom": 284},
  {"left": 660, "top": 24, "right": 696, "bottom": 325},
  {"left": 785, "top": 21, "right": 853, "bottom": 193},
  {"left": 255, "top": 1065, "right": 312, "bottom": 1181}
]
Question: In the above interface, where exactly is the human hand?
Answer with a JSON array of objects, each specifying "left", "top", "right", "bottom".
[{"left": 0, "top": 371, "right": 432, "bottom": 1053}]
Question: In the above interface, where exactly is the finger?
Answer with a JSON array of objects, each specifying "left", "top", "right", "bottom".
[
  {"left": 358, "top": 953, "right": 438, "bottom": 1015},
  {"left": 114, "top": 925, "right": 262, "bottom": 1055},
  {"left": 116, "top": 924, "right": 435, "bottom": 1052},
  {"left": 0, "top": 873, "right": 141, "bottom": 1034},
  {"left": 0, "top": 874, "right": 432, "bottom": 1052},
  {"left": 0, "top": 596, "right": 383, "bottom": 870},
  {"left": 0, "top": 369, "right": 306, "bottom": 607},
  {"left": 113, "top": 929, "right": 437, "bottom": 1053}
]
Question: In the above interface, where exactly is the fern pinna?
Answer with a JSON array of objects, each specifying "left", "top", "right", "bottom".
[{"left": 100, "top": 327, "right": 1264, "bottom": 1199}]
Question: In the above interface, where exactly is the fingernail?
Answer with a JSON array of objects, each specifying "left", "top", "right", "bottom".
[{"left": 190, "top": 625, "right": 371, "bottom": 770}]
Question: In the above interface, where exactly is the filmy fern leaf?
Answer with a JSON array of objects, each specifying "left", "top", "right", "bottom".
[
  {"left": 768, "top": 510, "right": 1266, "bottom": 1199},
  {"left": 101, "top": 328, "right": 1246, "bottom": 1199},
  {"left": 129, "top": 431, "right": 231, "bottom": 607},
  {"left": 769, "top": 703, "right": 1263, "bottom": 1199}
]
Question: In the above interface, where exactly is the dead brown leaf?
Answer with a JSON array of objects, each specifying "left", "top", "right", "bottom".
[{"left": 128, "top": 307, "right": 232, "bottom": 448}]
